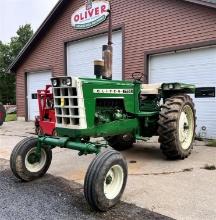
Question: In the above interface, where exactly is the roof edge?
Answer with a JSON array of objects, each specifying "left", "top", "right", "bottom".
[{"left": 183, "top": 0, "right": 216, "bottom": 9}]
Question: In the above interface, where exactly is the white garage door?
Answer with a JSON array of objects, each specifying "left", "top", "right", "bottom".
[
  {"left": 149, "top": 46, "right": 216, "bottom": 139},
  {"left": 67, "top": 30, "right": 122, "bottom": 80},
  {"left": 27, "top": 71, "right": 52, "bottom": 120}
]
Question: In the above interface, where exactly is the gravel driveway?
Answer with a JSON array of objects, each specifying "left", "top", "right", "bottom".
[{"left": 0, "top": 158, "right": 171, "bottom": 220}]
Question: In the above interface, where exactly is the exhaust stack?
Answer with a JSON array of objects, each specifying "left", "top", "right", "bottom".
[
  {"left": 102, "top": 45, "right": 112, "bottom": 80},
  {"left": 102, "top": 2, "right": 113, "bottom": 80}
]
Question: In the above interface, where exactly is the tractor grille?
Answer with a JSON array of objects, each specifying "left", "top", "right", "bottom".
[{"left": 52, "top": 77, "right": 87, "bottom": 129}]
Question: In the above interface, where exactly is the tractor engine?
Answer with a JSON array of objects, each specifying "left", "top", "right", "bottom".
[
  {"left": 95, "top": 99, "right": 126, "bottom": 125},
  {"left": 51, "top": 76, "right": 138, "bottom": 138}
]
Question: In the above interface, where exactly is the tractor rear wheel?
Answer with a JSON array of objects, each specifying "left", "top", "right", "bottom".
[
  {"left": 84, "top": 149, "right": 127, "bottom": 211},
  {"left": 158, "top": 94, "right": 196, "bottom": 160},
  {"left": 106, "top": 133, "right": 135, "bottom": 151},
  {"left": 10, "top": 137, "right": 52, "bottom": 181}
]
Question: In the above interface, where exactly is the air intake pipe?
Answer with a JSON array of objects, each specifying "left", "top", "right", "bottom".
[{"left": 94, "top": 60, "right": 104, "bottom": 79}]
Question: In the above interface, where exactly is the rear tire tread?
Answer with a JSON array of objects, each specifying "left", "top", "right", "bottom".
[{"left": 158, "top": 94, "right": 196, "bottom": 160}]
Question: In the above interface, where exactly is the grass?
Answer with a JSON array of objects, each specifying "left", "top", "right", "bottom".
[
  {"left": 207, "top": 140, "right": 216, "bottom": 147},
  {"left": 5, "top": 113, "right": 17, "bottom": 122}
]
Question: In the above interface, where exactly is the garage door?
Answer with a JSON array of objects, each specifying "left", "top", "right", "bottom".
[
  {"left": 27, "top": 71, "right": 52, "bottom": 120},
  {"left": 67, "top": 30, "right": 122, "bottom": 80},
  {"left": 149, "top": 46, "right": 216, "bottom": 139}
]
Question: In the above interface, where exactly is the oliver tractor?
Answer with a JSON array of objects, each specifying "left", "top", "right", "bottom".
[
  {"left": 10, "top": 7, "right": 196, "bottom": 212},
  {"left": 10, "top": 72, "right": 196, "bottom": 211}
]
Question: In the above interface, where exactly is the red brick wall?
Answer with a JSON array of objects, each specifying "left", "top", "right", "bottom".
[{"left": 16, "top": 0, "right": 216, "bottom": 118}]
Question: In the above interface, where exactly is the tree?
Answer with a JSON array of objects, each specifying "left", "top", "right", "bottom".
[
  {"left": 0, "top": 42, "right": 13, "bottom": 103},
  {"left": 0, "top": 24, "right": 33, "bottom": 104},
  {"left": 10, "top": 24, "right": 33, "bottom": 59},
  {"left": 0, "top": 41, "right": 12, "bottom": 73}
]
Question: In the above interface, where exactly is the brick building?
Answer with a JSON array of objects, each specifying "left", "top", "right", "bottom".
[{"left": 9, "top": 0, "right": 216, "bottom": 138}]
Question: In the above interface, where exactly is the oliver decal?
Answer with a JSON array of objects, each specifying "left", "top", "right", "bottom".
[
  {"left": 93, "top": 89, "right": 134, "bottom": 94},
  {"left": 71, "top": 0, "right": 110, "bottom": 30}
]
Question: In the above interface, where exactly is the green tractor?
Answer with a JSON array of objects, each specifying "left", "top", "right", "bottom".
[
  {"left": 10, "top": 8, "right": 196, "bottom": 212},
  {"left": 10, "top": 72, "right": 196, "bottom": 211}
]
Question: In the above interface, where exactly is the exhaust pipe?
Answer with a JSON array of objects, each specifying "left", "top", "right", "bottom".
[
  {"left": 102, "top": 45, "right": 112, "bottom": 80},
  {"left": 102, "top": 2, "right": 113, "bottom": 80}
]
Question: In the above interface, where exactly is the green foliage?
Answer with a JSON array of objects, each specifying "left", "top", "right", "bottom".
[
  {"left": 0, "top": 42, "right": 12, "bottom": 73},
  {"left": 207, "top": 140, "right": 216, "bottom": 147},
  {"left": 0, "top": 73, "right": 15, "bottom": 104},
  {"left": 5, "top": 113, "right": 17, "bottom": 122},
  {"left": 0, "top": 24, "right": 33, "bottom": 104},
  {"left": 10, "top": 24, "right": 33, "bottom": 59}
]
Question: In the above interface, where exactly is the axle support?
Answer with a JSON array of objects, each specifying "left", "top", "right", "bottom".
[{"left": 37, "top": 136, "right": 104, "bottom": 156}]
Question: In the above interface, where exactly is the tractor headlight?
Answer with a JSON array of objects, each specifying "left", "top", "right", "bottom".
[
  {"left": 168, "top": 84, "right": 174, "bottom": 89},
  {"left": 52, "top": 79, "right": 58, "bottom": 87},
  {"left": 162, "top": 84, "right": 169, "bottom": 90},
  {"left": 66, "top": 78, "right": 72, "bottom": 86},
  {"left": 61, "top": 78, "right": 72, "bottom": 86}
]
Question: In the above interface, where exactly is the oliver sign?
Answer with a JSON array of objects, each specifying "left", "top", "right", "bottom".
[{"left": 71, "top": 0, "right": 110, "bottom": 30}]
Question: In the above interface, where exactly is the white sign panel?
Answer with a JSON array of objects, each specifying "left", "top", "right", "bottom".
[{"left": 71, "top": 1, "right": 110, "bottom": 30}]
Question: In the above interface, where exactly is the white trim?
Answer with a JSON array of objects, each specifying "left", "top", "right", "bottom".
[
  {"left": 17, "top": 117, "right": 25, "bottom": 121},
  {"left": 54, "top": 77, "right": 87, "bottom": 129}
]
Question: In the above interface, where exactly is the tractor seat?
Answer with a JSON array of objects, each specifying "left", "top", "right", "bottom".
[{"left": 140, "top": 84, "right": 162, "bottom": 95}]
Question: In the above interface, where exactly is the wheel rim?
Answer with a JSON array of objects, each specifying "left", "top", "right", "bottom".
[
  {"left": 178, "top": 105, "right": 194, "bottom": 150},
  {"left": 25, "top": 148, "right": 47, "bottom": 173},
  {"left": 104, "top": 165, "right": 124, "bottom": 200}
]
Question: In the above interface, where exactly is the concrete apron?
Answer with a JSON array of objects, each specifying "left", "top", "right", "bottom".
[{"left": 1, "top": 121, "right": 216, "bottom": 219}]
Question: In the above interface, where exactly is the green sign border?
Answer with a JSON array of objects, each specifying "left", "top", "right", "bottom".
[{"left": 74, "top": 15, "right": 106, "bottom": 30}]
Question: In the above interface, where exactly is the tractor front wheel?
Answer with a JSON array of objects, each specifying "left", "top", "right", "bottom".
[
  {"left": 106, "top": 133, "right": 135, "bottom": 151},
  {"left": 10, "top": 137, "right": 52, "bottom": 181},
  {"left": 158, "top": 94, "right": 196, "bottom": 160},
  {"left": 84, "top": 149, "right": 127, "bottom": 211}
]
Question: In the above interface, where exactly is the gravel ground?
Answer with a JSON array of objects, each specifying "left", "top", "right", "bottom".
[{"left": 0, "top": 159, "right": 171, "bottom": 220}]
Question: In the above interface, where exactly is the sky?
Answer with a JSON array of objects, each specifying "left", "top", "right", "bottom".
[{"left": 0, "top": 0, "right": 59, "bottom": 43}]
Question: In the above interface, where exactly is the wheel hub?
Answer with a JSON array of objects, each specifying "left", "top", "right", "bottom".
[
  {"left": 104, "top": 165, "right": 124, "bottom": 200},
  {"left": 106, "top": 175, "right": 113, "bottom": 185},
  {"left": 25, "top": 147, "right": 47, "bottom": 173},
  {"left": 27, "top": 153, "right": 39, "bottom": 164}
]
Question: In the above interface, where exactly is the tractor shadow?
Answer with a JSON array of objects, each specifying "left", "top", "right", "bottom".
[
  {"left": 123, "top": 141, "right": 165, "bottom": 162},
  {"left": 0, "top": 165, "right": 172, "bottom": 220}
]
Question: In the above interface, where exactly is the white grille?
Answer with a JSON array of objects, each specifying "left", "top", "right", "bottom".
[{"left": 53, "top": 77, "right": 87, "bottom": 129}]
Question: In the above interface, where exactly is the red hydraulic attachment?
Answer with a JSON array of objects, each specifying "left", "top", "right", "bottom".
[{"left": 35, "top": 85, "right": 56, "bottom": 136}]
